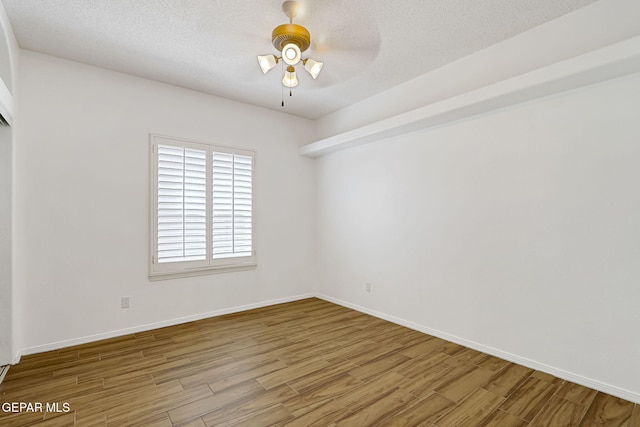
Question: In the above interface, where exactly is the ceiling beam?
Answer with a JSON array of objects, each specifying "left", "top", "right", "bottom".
[{"left": 300, "top": 36, "right": 640, "bottom": 158}]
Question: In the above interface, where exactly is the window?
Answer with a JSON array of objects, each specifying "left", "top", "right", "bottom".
[{"left": 150, "top": 135, "right": 255, "bottom": 279}]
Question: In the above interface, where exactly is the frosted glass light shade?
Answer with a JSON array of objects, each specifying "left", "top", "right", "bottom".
[
  {"left": 282, "top": 43, "right": 301, "bottom": 65},
  {"left": 303, "top": 59, "right": 323, "bottom": 79},
  {"left": 282, "top": 66, "right": 298, "bottom": 88},
  {"left": 257, "top": 55, "right": 278, "bottom": 74}
]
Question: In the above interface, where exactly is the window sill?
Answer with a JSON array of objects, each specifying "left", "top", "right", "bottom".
[{"left": 148, "top": 263, "right": 257, "bottom": 282}]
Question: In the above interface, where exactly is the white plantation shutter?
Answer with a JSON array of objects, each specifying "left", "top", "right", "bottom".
[
  {"left": 212, "top": 152, "right": 253, "bottom": 259},
  {"left": 151, "top": 135, "right": 255, "bottom": 277},
  {"left": 232, "top": 154, "right": 253, "bottom": 256},
  {"left": 157, "top": 144, "right": 207, "bottom": 264}
]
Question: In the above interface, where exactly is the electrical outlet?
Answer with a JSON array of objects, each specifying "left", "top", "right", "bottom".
[
  {"left": 365, "top": 282, "right": 372, "bottom": 293},
  {"left": 121, "top": 296, "right": 130, "bottom": 309}
]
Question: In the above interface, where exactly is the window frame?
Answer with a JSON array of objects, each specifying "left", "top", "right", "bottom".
[{"left": 149, "top": 134, "right": 256, "bottom": 281}]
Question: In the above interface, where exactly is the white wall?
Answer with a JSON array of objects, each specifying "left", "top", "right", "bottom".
[
  {"left": 13, "top": 51, "right": 316, "bottom": 356},
  {"left": 0, "top": 124, "right": 11, "bottom": 365},
  {"left": 315, "top": 73, "right": 640, "bottom": 402},
  {"left": 0, "top": 0, "right": 18, "bottom": 366}
]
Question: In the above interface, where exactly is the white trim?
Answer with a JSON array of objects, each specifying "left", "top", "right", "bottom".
[
  {"left": 300, "top": 36, "right": 640, "bottom": 158},
  {"left": 315, "top": 293, "right": 640, "bottom": 405},
  {"left": 148, "top": 262, "right": 256, "bottom": 281},
  {"left": 0, "top": 364, "right": 9, "bottom": 384},
  {"left": 18, "top": 293, "right": 313, "bottom": 356},
  {"left": 0, "top": 0, "right": 15, "bottom": 126},
  {"left": 0, "top": 76, "right": 12, "bottom": 125}
]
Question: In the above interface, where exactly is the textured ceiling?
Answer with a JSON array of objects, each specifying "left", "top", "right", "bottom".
[{"left": 2, "top": 0, "right": 598, "bottom": 119}]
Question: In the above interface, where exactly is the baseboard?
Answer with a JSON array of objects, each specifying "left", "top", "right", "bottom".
[
  {"left": 18, "top": 293, "right": 315, "bottom": 357},
  {"left": 315, "top": 293, "right": 640, "bottom": 405}
]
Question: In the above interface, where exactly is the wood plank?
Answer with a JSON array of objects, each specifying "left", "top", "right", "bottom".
[
  {"left": 72, "top": 380, "right": 184, "bottom": 418},
  {"left": 105, "top": 384, "right": 212, "bottom": 425},
  {"left": 37, "top": 412, "right": 76, "bottom": 426},
  {"left": 206, "top": 359, "right": 288, "bottom": 393},
  {"left": 394, "top": 360, "right": 455, "bottom": 397},
  {"left": 200, "top": 384, "right": 297, "bottom": 426},
  {"left": 472, "top": 354, "right": 510, "bottom": 372},
  {"left": 280, "top": 398, "right": 351, "bottom": 427},
  {"left": 167, "top": 380, "right": 264, "bottom": 425},
  {"left": 216, "top": 403, "right": 294, "bottom": 427},
  {"left": 579, "top": 392, "right": 635, "bottom": 426},
  {"left": 395, "top": 350, "right": 451, "bottom": 378},
  {"left": 179, "top": 418, "right": 207, "bottom": 427},
  {"left": 383, "top": 392, "right": 456, "bottom": 426},
  {"left": 256, "top": 357, "right": 331, "bottom": 390},
  {"left": 530, "top": 370, "right": 564, "bottom": 385},
  {"left": 483, "top": 363, "right": 534, "bottom": 398},
  {"left": 434, "top": 388, "right": 505, "bottom": 426},
  {"left": 530, "top": 395, "right": 587, "bottom": 427},
  {"left": 75, "top": 412, "right": 107, "bottom": 426},
  {"left": 178, "top": 357, "right": 284, "bottom": 389},
  {"left": 334, "top": 387, "right": 415, "bottom": 426},
  {"left": 286, "top": 360, "right": 358, "bottom": 394},
  {"left": 349, "top": 351, "right": 411, "bottom": 382},
  {"left": 434, "top": 364, "right": 494, "bottom": 402},
  {"left": 398, "top": 336, "right": 450, "bottom": 358},
  {"left": 338, "top": 371, "right": 407, "bottom": 412},
  {"left": 478, "top": 408, "right": 529, "bottom": 427},
  {"left": 555, "top": 381, "right": 598, "bottom": 407},
  {"left": 499, "top": 377, "right": 558, "bottom": 422},
  {"left": 283, "top": 373, "right": 363, "bottom": 414},
  {"left": 632, "top": 405, "right": 640, "bottom": 427}
]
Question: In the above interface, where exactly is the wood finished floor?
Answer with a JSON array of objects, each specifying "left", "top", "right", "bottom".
[{"left": 1, "top": 298, "right": 638, "bottom": 426}]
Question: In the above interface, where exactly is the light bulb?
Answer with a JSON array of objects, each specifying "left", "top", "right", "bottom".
[{"left": 281, "top": 43, "right": 301, "bottom": 65}]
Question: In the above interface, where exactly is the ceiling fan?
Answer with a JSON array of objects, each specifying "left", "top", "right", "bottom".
[{"left": 257, "top": 1, "right": 324, "bottom": 103}]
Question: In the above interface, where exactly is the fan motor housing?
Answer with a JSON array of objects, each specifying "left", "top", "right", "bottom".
[{"left": 272, "top": 24, "right": 310, "bottom": 52}]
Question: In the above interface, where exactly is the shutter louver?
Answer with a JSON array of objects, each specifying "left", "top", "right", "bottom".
[
  {"left": 212, "top": 152, "right": 253, "bottom": 259},
  {"left": 157, "top": 144, "right": 207, "bottom": 264}
]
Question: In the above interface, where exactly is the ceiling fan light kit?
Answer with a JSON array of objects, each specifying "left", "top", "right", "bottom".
[
  {"left": 282, "top": 65, "right": 298, "bottom": 88},
  {"left": 258, "top": 1, "right": 323, "bottom": 104},
  {"left": 302, "top": 58, "right": 323, "bottom": 79},
  {"left": 281, "top": 42, "right": 302, "bottom": 65},
  {"left": 257, "top": 54, "right": 279, "bottom": 74}
]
